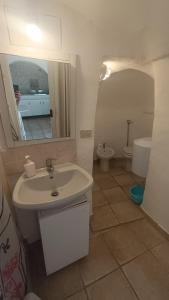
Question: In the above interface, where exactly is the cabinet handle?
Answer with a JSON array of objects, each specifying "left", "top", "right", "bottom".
[{"left": 50, "top": 109, "right": 53, "bottom": 117}]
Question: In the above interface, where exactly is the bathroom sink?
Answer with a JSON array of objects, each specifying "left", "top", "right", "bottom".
[{"left": 13, "top": 163, "right": 93, "bottom": 210}]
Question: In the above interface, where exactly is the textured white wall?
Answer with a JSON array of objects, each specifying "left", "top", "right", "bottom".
[
  {"left": 95, "top": 69, "right": 154, "bottom": 156},
  {"left": 143, "top": 57, "right": 169, "bottom": 233},
  {"left": 0, "top": 1, "right": 156, "bottom": 175},
  {"left": 0, "top": 0, "right": 102, "bottom": 174}
]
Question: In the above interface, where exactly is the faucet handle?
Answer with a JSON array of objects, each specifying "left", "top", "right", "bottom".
[{"left": 103, "top": 142, "right": 106, "bottom": 149}]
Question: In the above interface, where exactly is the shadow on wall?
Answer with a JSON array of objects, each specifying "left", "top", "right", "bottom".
[{"left": 94, "top": 68, "right": 154, "bottom": 157}]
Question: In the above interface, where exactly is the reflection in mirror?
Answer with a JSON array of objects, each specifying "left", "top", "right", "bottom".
[{"left": 2, "top": 54, "right": 71, "bottom": 141}]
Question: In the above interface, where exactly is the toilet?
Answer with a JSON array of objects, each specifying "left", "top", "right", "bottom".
[
  {"left": 96, "top": 143, "right": 115, "bottom": 172},
  {"left": 123, "top": 146, "right": 133, "bottom": 171},
  {"left": 132, "top": 137, "right": 152, "bottom": 177}
]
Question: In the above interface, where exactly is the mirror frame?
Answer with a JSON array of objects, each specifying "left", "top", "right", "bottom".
[{"left": 0, "top": 50, "right": 76, "bottom": 148}]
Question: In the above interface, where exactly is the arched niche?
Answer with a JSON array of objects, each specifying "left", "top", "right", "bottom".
[
  {"left": 94, "top": 65, "right": 154, "bottom": 157},
  {"left": 9, "top": 60, "right": 48, "bottom": 94}
]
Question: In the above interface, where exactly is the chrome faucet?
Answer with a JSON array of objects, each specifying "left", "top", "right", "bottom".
[
  {"left": 103, "top": 142, "right": 106, "bottom": 149},
  {"left": 46, "top": 158, "right": 56, "bottom": 179}
]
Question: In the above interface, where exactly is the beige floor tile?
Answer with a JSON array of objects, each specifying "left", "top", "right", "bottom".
[
  {"left": 34, "top": 263, "right": 83, "bottom": 300},
  {"left": 89, "top": 227, "right": 93, "bottom": 239},
  {"left": 93, "top": 172, "right": 110, "bottom": 181},
  {"left": 103, "top": 186, "right": 128, "bottom": 205},
  {"left": 114, "top": 173, "right": 135, "bottom": 186},
  {"left": 28, "top": 241, "right": 46, "bottom": 287},
  {"left": 121, "top": 184, "right": 132, "bottom": 197},
  {"left": 111, "top": 201, "right": 144, "bottom": 223},
  {"left": 95, "top": 174, "right": 118, "bottom": 190},
  {"left": 92, "top": 191, "right": 108, "bottom": 208},
  {"left": 93, "top": 162, "right": 101, "bottom": 174},
  {"left": 104, "top": 225, "right": 146, "bottom": 265},
  {"left": 123, "top": 251, "right": 169, "bottom": 300},
  {"left": 151, "top": 241, "right": 169, "bottom": 270},
  {"left": 91, "top": 205, "right": 119, "bottom": 232},
  {"left": 66, "top": 290, "right": 88, "bottom": 300},
  {"left": 127, "top": 219, "right": 166, "bottom": 249},
  {"left": 92, "top": 182, "right": 100, "bottom": 191},
  {"left": 87, "top": 269, "right": 137, "bottom": 300},
  {"left": 80, "top": 235, "right": 118, "bottom": 285},
  {"left": 109, "top": 167, "right": 126, "bottom": 176}
]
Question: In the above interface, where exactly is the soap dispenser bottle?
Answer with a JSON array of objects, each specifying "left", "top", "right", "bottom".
[{"left": 24, "top": 155, "right": 36, "bottom": 178}]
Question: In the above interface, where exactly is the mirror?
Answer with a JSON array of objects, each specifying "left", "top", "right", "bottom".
[{"left": 0, "top": 54, "right": 72, "bottom": 143}]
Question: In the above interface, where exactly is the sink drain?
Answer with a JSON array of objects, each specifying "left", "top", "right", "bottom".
[{"left": 51, "top": 191, "right": 59, "bottom": 197}]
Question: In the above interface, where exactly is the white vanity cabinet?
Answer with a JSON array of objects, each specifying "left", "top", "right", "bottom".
[
  {"left": 12, "top": 163, "right": 93, "bottom": 275},
  {"left": 18, "top": 95, "right": 50, "bottom": 117},
  {"left": 38, "top": 198, "right": 90, "bottom": 275}
]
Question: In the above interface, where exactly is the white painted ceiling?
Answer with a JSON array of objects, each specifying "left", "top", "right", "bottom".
[
  {"left": 61, "top": 0, "right": 146, "bottom": 34},
  {"left": 60, "top": 0, "right": 169, "bottom": 61}
]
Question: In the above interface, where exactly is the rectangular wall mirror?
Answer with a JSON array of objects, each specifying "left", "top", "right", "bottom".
[{"left": 0, "top": 54, "right": 75, "bottom": 146}]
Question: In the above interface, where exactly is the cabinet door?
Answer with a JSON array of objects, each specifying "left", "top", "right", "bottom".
[
  {"left": 41, "top": 99, "right": 50, "bottom": 115},
  {"left": 39, "top": 201, "right": 90, "bottom": 275},
  {"left": 18, "top": 100, "right": 31, "bottom": 117},
  {"left": 19, "top": 99, "right": 41, "bottom": 117},
  {"left": 31, "top": 99, "right": 42, "bottom": 116}
]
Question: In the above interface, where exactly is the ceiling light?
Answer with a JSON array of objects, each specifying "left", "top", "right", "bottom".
[{"left": 26, "top": 23, "right": 42, "bottom": 42}]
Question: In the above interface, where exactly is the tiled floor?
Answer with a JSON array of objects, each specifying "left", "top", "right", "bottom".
[{"left": 29, "top": 161, "right": 169, "bottom": 300}]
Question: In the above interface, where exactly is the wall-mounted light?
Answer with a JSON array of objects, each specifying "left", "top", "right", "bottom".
[
  {"left": 25, "top": 23, "right": 42, "bottom": 42},
  {"left": 100, "top": 59, "right": 137, "bottom": 81},
  {"left": 100, "top": 61, "right": 119, "bottom": 81}
]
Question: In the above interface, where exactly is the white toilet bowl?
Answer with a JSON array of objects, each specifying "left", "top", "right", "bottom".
[
  {"left": 96, "top": 143, "right": 115, "bottom": 172},
  {"left": 123, "top": 146, "right": 133, "bottom": 171}
]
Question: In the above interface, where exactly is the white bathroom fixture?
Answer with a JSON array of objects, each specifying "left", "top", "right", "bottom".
[
  {"left": 96, "top": 143, "right": 115, "bottom": 172},
  {"left": 13, "top": 162, "right": 92, "bottom": 275},
  {"left": 122, "top": 119, "right": 134, "bottom": 171},
  {"left": 132, "top": 137, "right": 152, "bottom": 178},
  {"left": 123, "top": 146, "right": 133, "bottom": 158},
  {"left": 123, "top": 146, "right": 133, "bottom": 171},
  {"left": 39, "top": 198, "right": 89, "bottom": 275},
  {"left": 13, "top": 163, "right": 93, "bottom": 210},
  {"left": 126, "top": 119, "right": 133, "bottom": 146}
]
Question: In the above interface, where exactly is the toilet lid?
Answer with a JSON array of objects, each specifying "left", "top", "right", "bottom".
[{"left": 123, "top": 146, "right": 133, "bottom": 155}]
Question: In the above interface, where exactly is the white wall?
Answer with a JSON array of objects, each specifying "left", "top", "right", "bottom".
[
  {"left": 0, "top": 0, "right": 102, "bottom": 174},
  {"left": 95, "top": 69, "right": 154, "bottom": 156},
  {"left": 0, "top": 1, "right": 155, "bottom": 175},
  {"left": 143, "top": 57, "right": 169, "bottom": 233}
]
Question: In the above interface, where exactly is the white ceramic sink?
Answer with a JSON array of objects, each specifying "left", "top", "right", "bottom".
[{"left": 13, "top": 163, "right": 93, "bottom": 210}]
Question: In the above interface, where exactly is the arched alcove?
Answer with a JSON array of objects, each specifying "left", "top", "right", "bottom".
[
  {"left": 94, "top": 67, "right": 154, "bottom": 157},
  {"left": 9, "top": 60, "right": 49, "bottom": 94}
]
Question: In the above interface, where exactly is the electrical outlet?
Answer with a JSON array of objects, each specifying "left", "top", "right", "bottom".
[{"left": 80, "top": 130, "right": 93, "bottom": 138}]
